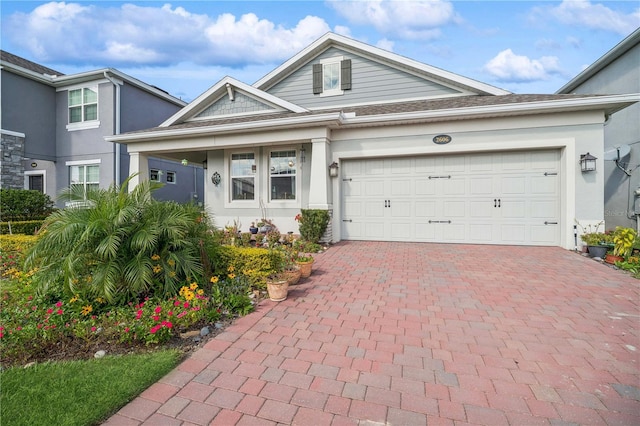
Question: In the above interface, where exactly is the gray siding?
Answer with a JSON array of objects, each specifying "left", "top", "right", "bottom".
[
  {"left": 267, "top": 47, "right": 460, "bottom": 109},
  {"left": 564, "top": 43, "right": 640, "bottom": 230},
  {"left": 196, "top": 92, "right": 277, "bottom": 118},
  {"left": 120, "top": 82, "right": 182, "bottom": 132},
  {"left": 1, "top": 71, "right": 57, "bottom": 160}
]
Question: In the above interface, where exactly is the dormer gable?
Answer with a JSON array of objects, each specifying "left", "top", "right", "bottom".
[{"left": 160, "top": 77, "right": 308, "bottom": 127}]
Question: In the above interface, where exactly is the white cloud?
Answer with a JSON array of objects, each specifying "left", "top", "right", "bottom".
[
  {"left": 375, "top": 38, "right": 395, "bottom": 52},
  {"left": 533, "top": 0, "right": 640, "bottom": 36},
  {"left": 327, "top": 0, "right": 460, "bottom": 40},
  {"left": 4, "top": 2, "right": 334, "bottom": 67},
  {"left": 483, "top": 49, "right": 562, "bottom": 82}
]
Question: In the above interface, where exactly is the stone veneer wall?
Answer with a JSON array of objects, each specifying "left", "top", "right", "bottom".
[{"left": 1, "top": 132, "right": 25, "bottom": 189}]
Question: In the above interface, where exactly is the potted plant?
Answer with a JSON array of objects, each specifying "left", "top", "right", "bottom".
[
  {"left": 249, "top": 222, "right": 259, "bottom": 234},
  {"left": 265, "top": 247, "right": 289, "bottom": 301},
  {"left": 608, "top": 227, "right": 637, "bottom": 264},
  {"left": 295, "top": 254, "right": 314, "bottom": 278},
  {"left": 581, "top": 232, "right": 610, "bottom": 258}
]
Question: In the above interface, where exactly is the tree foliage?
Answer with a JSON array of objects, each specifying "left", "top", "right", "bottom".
[{"left": 24, "top": 176, "right": 213, "bottom": 304}]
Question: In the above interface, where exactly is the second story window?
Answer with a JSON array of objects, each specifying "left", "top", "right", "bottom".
[
  {"left": 166, "top": 171, "right": 176, "bottom": 184},
  {"left": 150, "top": 169, "right": 160, "bottom": 182},
  {"left": 68, "top": 87, "right": 98, "bottom": 124},
  {"left": 313, "top": 57, "right": 351, "bottom": 96}
]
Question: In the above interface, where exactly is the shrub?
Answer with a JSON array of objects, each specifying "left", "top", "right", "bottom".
[
  {"left": 209, "top": 246, "right": 283, "bottom": 287},
  {"left": 23, "top": 176, "right": 212, "bottom": 304},
  {"left": 0, "top": 220, "right": 45, "bottom": 235},
  {"left": 295, "top": 209, "right": 330, "bottom": 243},
  {"left": 0, "top": 189, "right": 55, "bottom": 221}
]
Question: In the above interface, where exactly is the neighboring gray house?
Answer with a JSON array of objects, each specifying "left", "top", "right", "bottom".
[
  {"left": 110, "top": 33, "right": 638, "bottom": 249},
  {"left": 557, "top": 28, "right": 640, "bottom": 232},
  {"left": 0, "top": 51, "right": 204, "bottom": 206}
]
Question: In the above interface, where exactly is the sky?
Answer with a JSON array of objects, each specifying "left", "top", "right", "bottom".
[{"left": 1, "top": 1, "right": 638, "bottom": 102}]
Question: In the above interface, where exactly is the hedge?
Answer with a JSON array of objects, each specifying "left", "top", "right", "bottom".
[
  {"left": 0, "top": 220, "right": 45, "bottom": 235},
  {"left": 209, "top": 246, "right": 284, "bottom": 287}
]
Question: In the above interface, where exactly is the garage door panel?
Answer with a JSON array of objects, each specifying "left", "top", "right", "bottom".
[
  {"left": 415, "top": 157, "right": 437, "bottom": 174},
  {"left": 443, "top": 179, "right": 466, "bottom": 195},
  {"left": 365, "top": 201, "right": 385, "bottom": 217},
  {"left": 443, "top": 156, "right": 466, "bottom": 172},
  {"left": 500, "top": 224, "right": 527, "bottom": 243},
  {"left": 343, "top": 181, "right": 361, "bottom": 196},
  {"left": 365, "top": 181, "right": 385, "bottom": 196},
  {"left": 530, "top": 224, "right": 558, "bottom": 243},
  {"left": 391, "top": 201, "right": 411, "bottom": 218},
  {"left": 531, "top": 176, "right": 558, "bottom": 194},
  {"left": 470, "top": 177, "right": 493, "bottom": 195},
  {"left": 500, "top": 176, "right": 526, "bottom": 194},
  {"left": 469, "top": 223, "right": 494, "bottom": 241},
  {"left": 390, "top": 222, "right": 412, "bottom": 239},
  {"left": 391, "top": 180, "right": 411, "bottom": 196},
  {"left": 415, "top": 179, "right": 436, "bottom": 195},
  {"left": 442, "top": 223, "right": 466, "bottom": 241},
  {"left": 364, "top": 222, "right": 385, "bottom": 239},
  {"left": 391, "top": 158, "right": 411, "bottom": 174},
  {"left": 443, "top": 200, "right": 466, "bottom": 217},
  {"left": 530, "top": 200, "right": 557, "bottom": 218},
  {"left": 342, "top": 150, "right": 560, "bottom": 246},
  {"left": 501, "top": 200, "right": 526, "bottom": 219},
  {"left": 470, "top": 200, "right": 493, "bottom": 218},
  {"left": 416, "top": 201, "right": 436, "bottom": 217}
]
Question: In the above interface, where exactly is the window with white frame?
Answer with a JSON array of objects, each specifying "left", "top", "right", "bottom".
[
  {"left": 313, "top": 57, "right": 351, "bottom": 96},
  {"left": 166, "top": 171, "right": 176, "bottom": 184},
  {"left": 230, "top": 153, "right": 255, "bottom": 200},
  {"left": 69, "top": 164, "right": 99, "bottom": 198},
  {"left": 68, "top": 87, "right": 98, "bottom": 124},
  {"left": 269, "top": 150, "right": 296, "bottom": 201},
  {"left": 150, "top": 169, "right": 160, "bottom": 182}
]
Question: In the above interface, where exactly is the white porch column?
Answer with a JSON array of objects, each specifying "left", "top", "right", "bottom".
[
  {"left": 308, "top": 137, "right": 331, "bottom": 209},
  {"left": 127, "top": 152, "right": 149, "bottom": 191}
]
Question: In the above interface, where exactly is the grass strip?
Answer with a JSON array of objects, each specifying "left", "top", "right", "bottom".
[{"left": 1, "top": 350, "right": 182, "bottom": 426}]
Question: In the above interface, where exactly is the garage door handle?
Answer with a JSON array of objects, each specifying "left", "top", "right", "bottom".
[
  {"left": 494, "top": 199, "right": 501, "bottom": 208},
  {"left": 544, "top": 221, "right": 558, "bottom": 225}
]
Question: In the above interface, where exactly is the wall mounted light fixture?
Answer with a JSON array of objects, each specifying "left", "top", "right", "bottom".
[
  {"left": 211, "top": 171, "right": 221, "bottom": 186},
  {"left": 580, "top": 152, "right": 597, "bottom": 172},
  {"left": 181, "top": 159, "right": 188, "bottom": 166},
  {"left": 329, "top": 161, "right": 339, "bottom": 177}
]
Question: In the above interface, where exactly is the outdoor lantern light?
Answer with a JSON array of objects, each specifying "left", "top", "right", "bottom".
[
  {"left": 329, "top": 161, "right": 339, "bottom": 177},
  {"left": 181, "top": 159, "right": 188, "bottom": 166},
  {"left": 580, "top": 152, "right": 597, "bottom": 172},
  {"left": 211, "top": 171, "right": 221, "bottom": 186}
]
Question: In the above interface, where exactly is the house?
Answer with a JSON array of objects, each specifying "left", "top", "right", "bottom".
[
  {"left": 0, "top": 51, "right": 204, "bottom": 206},
  {"left": 107, "top": 33, "right": 639, "bottom": 249},
  {"left": 557, "top": 28, "right": 640, "bottom": 233}
]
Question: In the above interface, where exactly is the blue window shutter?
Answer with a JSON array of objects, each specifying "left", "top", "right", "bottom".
[
  {"left": 313, "top": 64, "right": 323, "bottom": 94},
  {"left": 341, "top": 59, "right": 352, "bottom": 90}
]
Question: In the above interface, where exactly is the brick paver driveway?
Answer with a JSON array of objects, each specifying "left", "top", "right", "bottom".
[{"left": 106, "top": 242, "right": 639, "bottom": 425}]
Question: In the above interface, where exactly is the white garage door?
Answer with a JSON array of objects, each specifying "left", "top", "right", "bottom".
[{"left": 341, "top": 150, "right": 560, "bottom": 245}]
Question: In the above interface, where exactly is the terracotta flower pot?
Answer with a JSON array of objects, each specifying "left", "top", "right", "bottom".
[
  {"left": 605, "top": 254, "right": 624, "bottom": 264},
  {"left": 285, "top": 268, "right": 301, "bottom": 285},
  {"left": 266, "top": 277, "right": 289, "bottom": 301},
  {"left": 296, "top": 259, "right": 314, "bottom": 278}
]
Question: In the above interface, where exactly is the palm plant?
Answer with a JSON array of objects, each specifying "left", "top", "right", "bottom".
[{"left": 24, "top": 175, "right": 211, "bottom": 304}]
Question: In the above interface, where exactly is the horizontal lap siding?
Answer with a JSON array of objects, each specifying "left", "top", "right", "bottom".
[{"left": 267, "top": 47, "right": 460, "bottom": 109}]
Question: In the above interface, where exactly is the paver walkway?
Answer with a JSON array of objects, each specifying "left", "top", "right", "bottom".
[{"left": 105, "top": 242, "right": 640, "bottom": 425}]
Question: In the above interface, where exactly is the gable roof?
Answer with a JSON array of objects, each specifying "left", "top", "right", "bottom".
[
  {"left": 254, "top": 32, "right": 511, "bottom": 96},
  {"left": 160, "top": 76, "right": 308, "bottom": 127},
  {"left": 557, "top": 28, "right": 640, "bottom": 94},
  {"left": 1, "top": 50, "right": 64, "bottom": 77},
  {"left": 1, "top": 50, "right": 186, "bottom": 107}
]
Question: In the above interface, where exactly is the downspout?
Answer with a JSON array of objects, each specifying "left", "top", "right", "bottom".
[{"left": 104, "top": 71, "right": 122, "bottom": 187}]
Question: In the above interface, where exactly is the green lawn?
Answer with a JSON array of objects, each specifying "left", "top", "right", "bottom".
[{"left": 1, "top": 350, "right": 182, "bottom": 426}]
